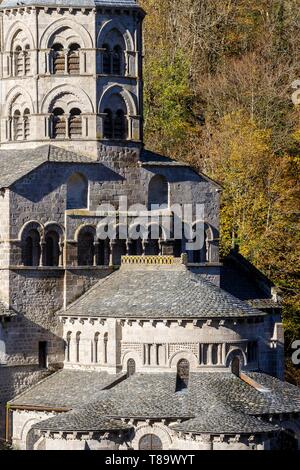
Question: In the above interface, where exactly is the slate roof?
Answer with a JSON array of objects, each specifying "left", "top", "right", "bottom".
[
  {"left": 33, "top": 415, "right": 132, "bottom": 433},
  {"left": 140, "top": 150, "right": 190, "bottom": 168},
  {"left": 1, "top": 0, "right": 139, "bottom": 8},
  {"left": 61, "top": 264, "right": 266, "bottom": 320},
  {"left": 171, "top": 408, "right": 276, "bottom": 435},
  {"left": 0, "top": 145, "right": 93, "bottom": 188},
  {"left": 9, "top": 369, "right": 126, "bottom": 409},
  {"left": 139, "top": 150, "right": 222, "bottom": 189},
  {"left": 30, "top": 371, "right": 300, "bottom": 435}
]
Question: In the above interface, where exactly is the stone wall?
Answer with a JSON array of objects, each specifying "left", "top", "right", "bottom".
[{"left": 0, "top": 365, "right": 50, "bottom": 439}]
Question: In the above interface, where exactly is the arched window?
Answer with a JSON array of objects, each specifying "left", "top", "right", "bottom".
[
  {"left": 129, "top": 238, "right": 143, "bottom": 256},
  {"left": 174, "top": 239, "right": 183, "bottom": 258},
  {"left": 97, "top": 239, "right": 110, "bottom": 266},
  {"left": 52, "top": 43, "right": 65, "bottom": 74},
  {"left": 148, "top": 175, "right": 169, "bottom": 210},
  {"left": 78, "top": 230, "right": 95, "bottom": 266},
  {"left": 24, "top": 108, "right": 30, "bottom": 140},
  {"left": 102, "top": 44, "right": 111, "bottom": 74},
  {"left": 127, "top": 358, "right": 136, "bottom": 377},
  {"left": 68, "top": 43, "right": 80, "bottom": 74},
  {"left": 189, "top": 223, "right": 210, "bottom": 264},
  {"left": 231, "top": 357, "right": 241, "bottom": 377},
  {"left": 94, "top": 333, "right": 100, "bottom": 364},
  {"left": 69, "top": 108, "right": 82, "bottom": 139},
  {"left": 24, "top": 45, "right": 30, "bottom": 75},
  {"left": 112, "top": 45, "right": 122, "bottom": 75},
  {"left": 14, "top": 46, "right": 23, "bottom": 76},
  {"left": 45, "top": 231, "right": 60, "bottom": 267},
  {"left": 23, "top": 229, "right": 41, "bottom": 267},
  {"left": 176, "top": 359, "right": 190, "bottom": 392},
  {"left": 103, "top": 109, "right": 113, "bottom": 139},
  {"left": 114, "top": 109, "right": 126, "bottom": 140},
  {"left": 76, "top": 332, "right": 81, "bottom": 363},
  {"left": 52, "top": 107, "right": 66, "bottom": 139},
  {"left": 111, "top": 228, "right": 127, "bottom": 265},
  {"left": 144, "top": 226, "right": 161, "bottom": 256},
  {"left": 67, "top": 173, "right": 88, "bottom": 210},
  {"left": 104, "top": 333, "right": 108, "bottom": 364},
  {"left": 66, "top": 332, "right": 71, "bottom": 362},
  {"left": 212, "top": 344, "right": 218, "bottom": 365},
  {"left": 139, "top": 435, "right": 163, "bottom": 451},
  {"left": 13, "top": 110, "right": 23, "bottom": 140}
]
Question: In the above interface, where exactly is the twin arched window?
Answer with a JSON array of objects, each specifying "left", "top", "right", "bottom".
[
  {"left": 52, "top": 107, "right": 82, "bottom": 139},
  {"left": 22, "top": 226, "right": 62, "bottom": 267},
  {"left": 51, "top": 43, "right": 80, "bottom": 75},
  {"left": 77, "top": 231, "right": 111, "bottom": 267},
  {"left": 102, "top": 44, "right": 123, "bottom": 75},
  {"left": 103, "top": 108, "right": 127, "bottom": 140},
  {"left": 14, "top": 44, "right": 30, "bottom": 76},
  {"left": 12, "top": 108, "right": 30, "bottom": 141}
]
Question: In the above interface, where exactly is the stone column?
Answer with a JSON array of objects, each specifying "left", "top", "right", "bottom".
[
  {"left": 93, "top": 241, "right": 99, "bottom": 266},
  {"left": 40, "top": 241, "right": 46, "bottom": 267},
  {"left": 156, "top": 344, "right": 160, "bottom": 366},
  {"left": 109, "top": 240, "right": 116, "bottom": 266},
  {"left": 11, "top": 53, "right": 15, "bottom": 77},
  {"left": 65, "top": 114, "right": 70, "bottom": 139},
  {"left": 218, "top": 344, "right": 222, "bottom": 365},
  {"left": 59, "top": 242, "right": 64, "bottom": 267},
  {"left": 207, "top": 344, "right": 213, "bottom": 366},
  {"left": 64, "top": 50, "right": 68, "bottom": 74},
  {"left": 222, "top": 343, "right": 227, "bottom": 366},
  {"left": 22, "top": 51, "right": 26, "bottom": 75}
]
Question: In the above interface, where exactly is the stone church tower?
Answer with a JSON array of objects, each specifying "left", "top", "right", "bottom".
[
  {"left": 0, "top": 0, "right": 299, "bottom": 452},
  {"left": 0, "top": 0, "right": 144, "bottom": 157}
]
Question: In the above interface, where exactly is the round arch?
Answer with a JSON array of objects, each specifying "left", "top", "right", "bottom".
[
  {"left": 5, "top": 86, "right": 35, "bottom": 116},
  {"left": 112, "top": 222, "right": 128, "bottom": 240},
  {"left": 74, "top": 224, "right": 97, "bottom": 242},
  {"left": 190, "top": 221, "right": 214, "bottom": 241},
  {"left": 20, "top": 418, "right": 42, "bottom": 450},
  {"left": 121, "top": 351, "right": 142, "bottom": 372},
  {"left": 131, "top": 424, "right": 173, "bottom": 451},
  {"left": 225, "top": 348, "right": 247, "bottom": 369},
  {"left": 4, "top": 21, "right": 35, "bottom": 51},
  {"left": 18, "top": 221, "right": 44, "bottom": 241},
  {"left": 98, "top": 85, "right": 137, "bottom": 116},
  {"left": 41, "top": 84, "right": 94, "bottom": 114},
  {"left": 44, "top": 222, "right": 65, "bottom": 239},
  {"left": 143, "top": 222, "right": 168, "bottom": 241},
  {"left": 169, "top": 351, "right": 199, "bottom": 371},
  {"left": 97, "top": 19, "right": 134, "bottom": 51},
  {"left": 39, "top": 18, "right": 93, "bottom": 49}
]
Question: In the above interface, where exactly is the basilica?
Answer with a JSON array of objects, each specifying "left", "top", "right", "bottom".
[{"left": 0, "top": 0, "right": 300, "bottom": 451}]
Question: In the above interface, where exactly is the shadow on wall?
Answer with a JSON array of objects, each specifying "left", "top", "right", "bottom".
[
  {"left": 0, "top": 311, "right": 64, "bottom": 439},
  {"left": 11, "top": 162, "right": 124, "bottom": 203}
]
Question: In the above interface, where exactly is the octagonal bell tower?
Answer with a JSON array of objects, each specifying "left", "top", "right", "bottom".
[{"left": 0, "top": 0, "right": 145, "bottom": 159}]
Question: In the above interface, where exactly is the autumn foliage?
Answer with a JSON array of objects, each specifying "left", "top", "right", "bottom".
[{"left": 141, "top": 0, "right": 300, "bottom": 377}]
